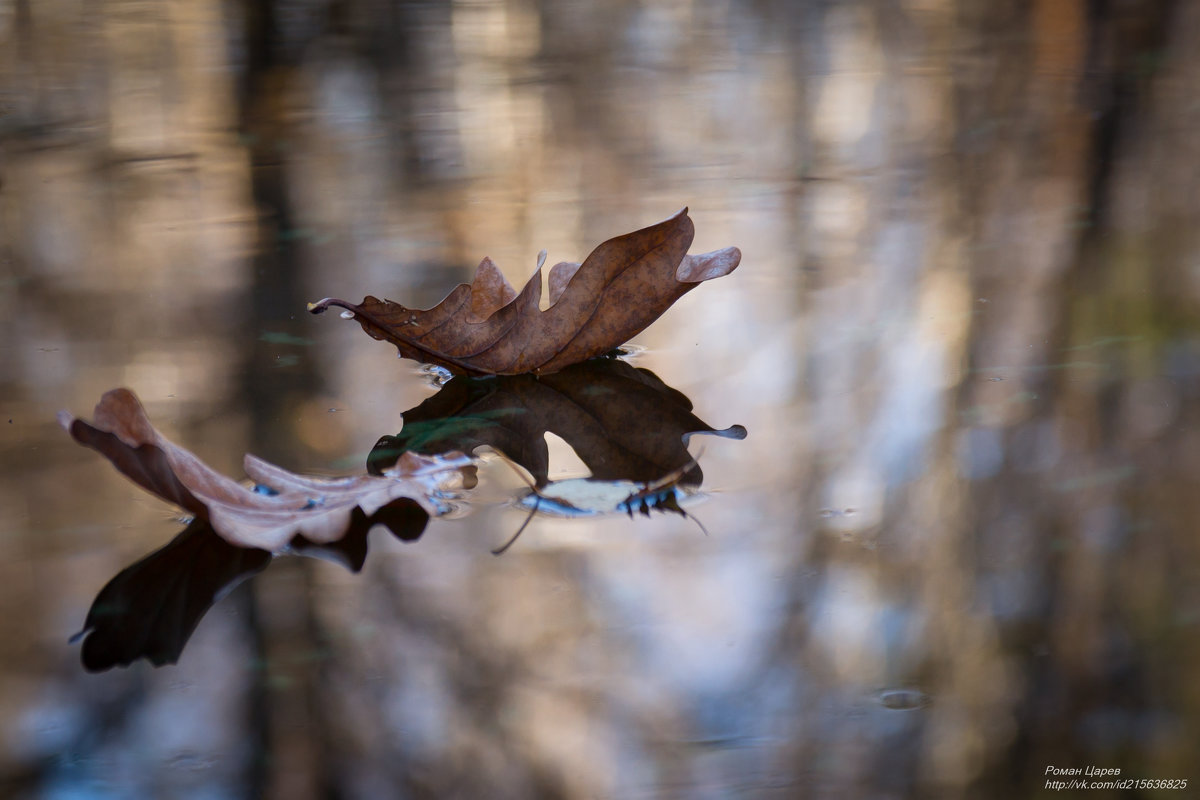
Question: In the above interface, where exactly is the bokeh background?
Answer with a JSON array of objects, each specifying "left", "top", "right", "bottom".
[{"left": 3, "top": 0, "right": 1200, "bottom": 797}]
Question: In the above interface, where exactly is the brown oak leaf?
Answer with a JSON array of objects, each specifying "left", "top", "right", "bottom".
[
  {"left": 307, "top": 208, "right": 741, "bottom": 375},
  {"left": 60, "top": 388, "right": 473, "bottom": 552}
]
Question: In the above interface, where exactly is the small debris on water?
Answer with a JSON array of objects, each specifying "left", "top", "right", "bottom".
[
  {"left": 819, "top": 508, "right": 857, "bottom": 518},
  {"left": 875, "top": 688, "right": 930, "bottom": 710}
]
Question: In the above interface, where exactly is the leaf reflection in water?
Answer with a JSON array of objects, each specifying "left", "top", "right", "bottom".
[
  {"left": 370, "top": 356, "right": 747, "bottom": 552},
  {"left": 71, "top": 501, "right": 428, "bottom": 672},
  {"left": 370, "top": 356, "right": 747, "bottom": 488}
]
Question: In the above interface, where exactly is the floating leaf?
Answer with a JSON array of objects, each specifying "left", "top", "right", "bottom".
[
  {"left": 308, "top": 209, "right": 740, "bottom": 375},
  {"left": 60, "top": 388, "right": 472, "bottom": 552}
]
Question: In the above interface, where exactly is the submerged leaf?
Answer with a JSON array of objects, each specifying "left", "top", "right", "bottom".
[
  {"left": 308, "top": 209, "right": 741, "bottom": 375},
  {"left": 60, "top": 388, "right": 472, "bottom": 552}
]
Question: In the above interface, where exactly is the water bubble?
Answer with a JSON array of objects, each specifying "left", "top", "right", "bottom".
[
  {"left": 340, "top": 310, "right": 355, "bottom": 319},
  {"left": 875, "top": 688, "right": 929, "bottom": 710},
  {"left": 607, "top": 343, "right": 646, "bottom": 360},
  {"left": 420, "top": 364, "right": 454, "bottom": 386}
]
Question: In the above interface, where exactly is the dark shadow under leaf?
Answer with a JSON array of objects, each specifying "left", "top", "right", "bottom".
[{"left": 75, "top": 498, "right": 429, "bottom": 672}]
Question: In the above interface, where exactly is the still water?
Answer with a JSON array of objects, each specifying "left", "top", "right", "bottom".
[{"left": 3, "top": 1, "right": 1200, "bottom": 797}]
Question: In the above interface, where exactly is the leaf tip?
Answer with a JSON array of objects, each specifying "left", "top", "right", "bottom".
[
  {"left": 56, "top": 409, "right": 75, "bottom": 432},
  {"left": 676, "top": 246, "right": 741, "bottom": 283}
]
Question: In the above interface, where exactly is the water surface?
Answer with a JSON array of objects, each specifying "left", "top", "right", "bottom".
[{"left": 2, "top": 1, "right": 1199, "bottom": 798}]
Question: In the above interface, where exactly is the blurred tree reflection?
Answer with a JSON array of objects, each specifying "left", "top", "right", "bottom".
[{"left": 3, "top": 0, "right": 1200, "bottom": 798}]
